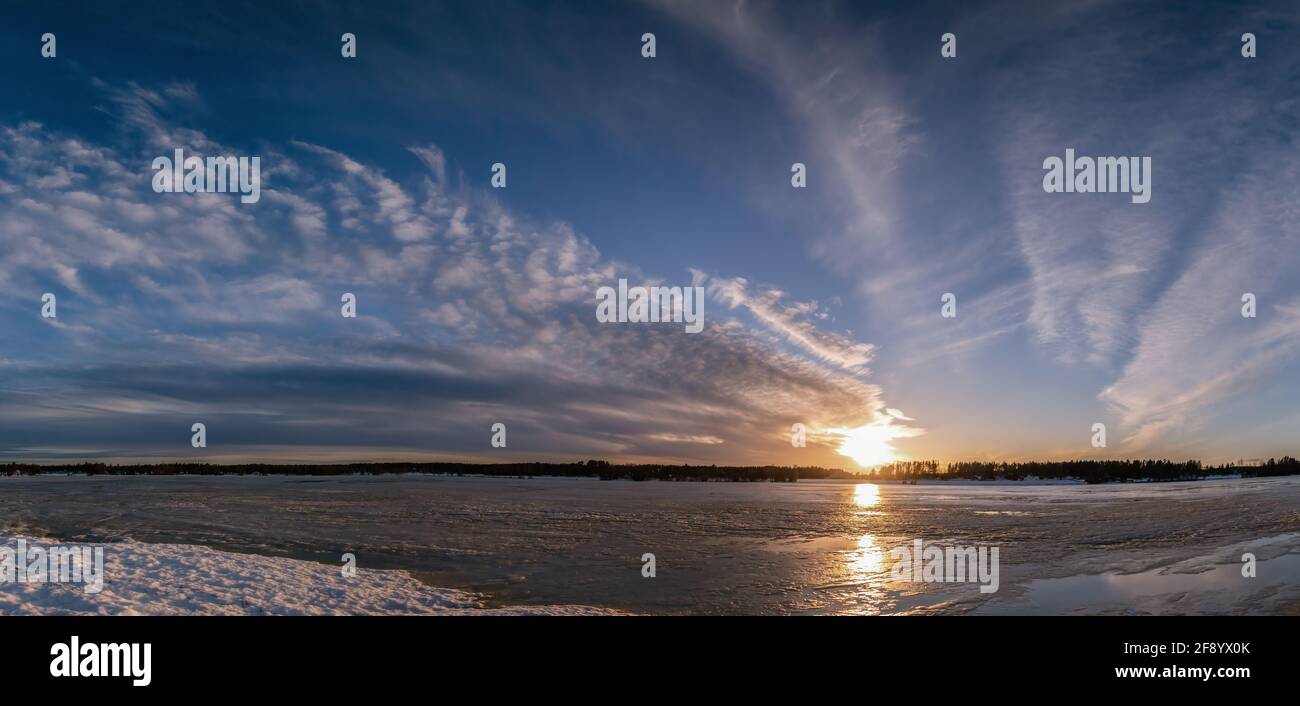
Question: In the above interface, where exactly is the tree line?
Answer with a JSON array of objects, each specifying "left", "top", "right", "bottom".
[
  {"left": 0, "top": 460, "right": 854, "bottom": 482},
  {"left": 5, "top": 456, "right": 1297, "bottom": 484},
  {"left": 873, "top": 457, "right": 1300, "bottom": 484}
]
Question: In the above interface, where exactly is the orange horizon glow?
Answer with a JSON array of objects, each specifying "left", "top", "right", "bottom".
[{"left": 827, "top": 420, "right": 922, "bottom": 469}]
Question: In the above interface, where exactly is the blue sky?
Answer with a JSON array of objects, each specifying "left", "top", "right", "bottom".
[{"left": 1, "top": 0, "right": 1299, "bottom": 467}]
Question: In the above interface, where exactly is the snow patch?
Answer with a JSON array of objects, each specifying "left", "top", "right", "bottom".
[{"left": 0, "top": 534, "right": 618, "bottom": 616}]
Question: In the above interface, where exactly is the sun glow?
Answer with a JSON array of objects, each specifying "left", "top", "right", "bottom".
[{"left": 830, "top": 420, "right": 918, "bottom": 469}]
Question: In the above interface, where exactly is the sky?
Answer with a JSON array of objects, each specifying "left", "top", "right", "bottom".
[{"left": 1, "top": 0, "right": 1299, "bottom": 468}]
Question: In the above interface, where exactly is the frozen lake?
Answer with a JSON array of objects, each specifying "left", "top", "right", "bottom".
[{"left": 2, "top": 474, "right": 1298, "bottom": 615}]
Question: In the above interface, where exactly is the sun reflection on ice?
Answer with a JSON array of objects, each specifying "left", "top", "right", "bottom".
[
  {"left": 848, "top": 485, "right": 886, "bottom": 578},
  {"left": 826, "top": 483, "right": 899, "bottom": 614},
  {"left": 847, "top": 533, "right": 885, "bottom": 577},
  {"left": 853, "top": 482, "right": 881, "bottom": 508}
]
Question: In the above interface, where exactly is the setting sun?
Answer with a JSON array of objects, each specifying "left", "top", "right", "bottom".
[{"left": 830, "top": 423, "right": 910, "bottom": 469}]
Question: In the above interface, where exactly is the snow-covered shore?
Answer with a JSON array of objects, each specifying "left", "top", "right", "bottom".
[{"left": 0, "top": 534, "right": 618, "bottom": 616}]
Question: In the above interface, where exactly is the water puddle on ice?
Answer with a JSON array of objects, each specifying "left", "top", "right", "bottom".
[{"left": 980, "top": 553, "right": 1300, "bottom": 614}]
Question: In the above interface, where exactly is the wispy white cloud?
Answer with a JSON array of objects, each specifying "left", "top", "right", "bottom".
[
  {"left": 0, "top": 79, "right": 905, "bottom": 466},
  {"left": 706, "top": 274, "right": 875, "bottom": 370},
  {"left": 1101, "top": 152, "right": 1300, "bottom": 451}
]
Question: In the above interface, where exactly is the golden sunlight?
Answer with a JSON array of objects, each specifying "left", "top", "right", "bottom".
[
  {"left": 852, "top": 482, "right": 880, "bottom": 508},
  {"left": 831, "top": 423, "right": 904, "bottom": 469},
  {"left": 847, "top": 533, "right": 885, "bottom": 576}
]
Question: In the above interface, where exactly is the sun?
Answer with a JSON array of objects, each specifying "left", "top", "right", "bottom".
[{"left": 829, "top": 422, "right": 905, "bottom": 469}]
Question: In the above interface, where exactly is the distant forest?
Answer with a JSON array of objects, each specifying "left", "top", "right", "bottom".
[
  {"left": 872, "top": 457, "right": 1300, "bottom": 484},
  {"left": 0, "top": 460, "right": 844, "bottom": 482},
  {"left": 3, "top": 456, "right": 1299, "bottom": 484}
]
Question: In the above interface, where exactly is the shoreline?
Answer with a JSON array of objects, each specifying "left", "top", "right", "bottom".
[{"left": 0, "top": 470, "right": 1259, "bottom": 485}]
